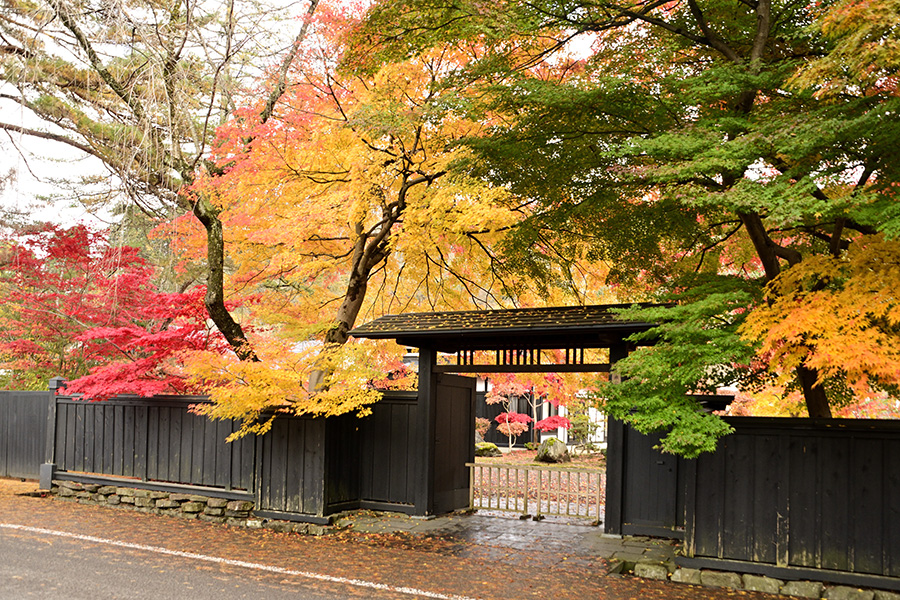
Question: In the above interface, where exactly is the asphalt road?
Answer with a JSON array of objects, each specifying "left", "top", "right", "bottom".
[
  {"left": 0, "top": 525, "right": 439, "bottom": 600},
  {"left": 0, "top": 479, "right": 780, "bottom": 600}
]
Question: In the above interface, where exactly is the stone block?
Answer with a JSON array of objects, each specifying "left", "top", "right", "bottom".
[
  {"left": 291, "top": 523, "right": 310, "bottom": 534},
  {"left": 107, "top": 495, "right": 121, "bottom": 505},
  {"left": 605, "top": 560, "right": 626, "bottom": 575},
  {"left": 307, "top": 525, "right": 328, "bottom": 536},
  {"left": 59, "top": 481, "right": 83, "bottom": 490},
  {"left": 634, "top": 561, "right": 669, "bottom": 581},
  {"left": 156, "top": 499, "right": 180, "bottom": 509},
  {"left": 874, "top": 592, "right": 900, "bottom": 600},
  {"left": 225, "top": 509, "right": 250, "bottom": 518},
  {"left": 57, "top": 486, "right": 77, "bottom": 497},
  {"left": 671, "top": 568, "right": 703, "bottom": 585},
  {"left": 91, "top": 493, "right": 106, "bottom": 503},
  {"left": 226, "top": 500, "right": 254, "bottom": 512},
  {"left": 700, "top": 570, "right": 743, "bottom": 589},
  {"left": 245, "top": 519, "right": 263, "bottom": 529},
  {"left": 206, "top": 498, "right": 228, "bottom": 508},
  {"left": 782, "top": 581, "right": 826, "bottom": 598},
  {"left": 131, "top": 489, "right": 152, "bottom": 499},
  {"left": 119, "top": 495, "right": 136, "bottom": 504},
  {"left": 169, "top": 493, "right": 207, "bottom": 503},
  {"left": 181, "top": 502, "right": 204, "bottom": 513},
  {"left": 116, "top": 487, "right": 135, "bottom": 496},
  {"left": 149, "top": 491, "right": 169, "bottom": 500},
  {"left": 75, "top": 491, "right": 91, "bottom": 499},
  {"left": 82, "top": 484, "right": 100, "bottom": 493},
  {"left": 199, "top": 514, "right": 225, "bottom": 524},
  {"left": 204, "top": 507, "right": 224, "bottom": 516},
  {"left": 535, "top": 437, "right": 571, "bottom": 463},
  {"left": 825, "top": 587, "right": 875, "bottom": 600},
  {"left": 266, "top": 521, "right": 294, "bottom": 534},
  {"left": 225, "top": 518, "right": 246, "bottom": 527},
  {"left": 98, "top": 486, "right": 117, "bottom": 495},
  {"left": 134, "top": 497, "right": 154, "bottom": 507},
  {"left": 743, "top": 574, "right": 783, "bottom": 594}
]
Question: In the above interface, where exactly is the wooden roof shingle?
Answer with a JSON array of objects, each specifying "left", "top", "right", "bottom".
[{"left": 350, "top": 303, "right": 661, "bottom": 352}]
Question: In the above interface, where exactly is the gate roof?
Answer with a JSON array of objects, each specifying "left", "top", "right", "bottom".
[{"left": 350, "top": 303, "right": 660, "bottom": 353}]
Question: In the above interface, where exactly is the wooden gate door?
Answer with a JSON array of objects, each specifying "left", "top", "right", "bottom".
[
  {"left": 432, "top": 374, "right": 476, "bottom": 515},
  {"left": 620, "top": 425, "right": 685, "bottom": 538}
]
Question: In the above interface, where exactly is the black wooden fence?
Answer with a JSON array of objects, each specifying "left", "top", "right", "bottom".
[
  {"left": 0, "top": 391, "right": 48, "bottom": 479},
  {"left": 680, "top": 417, "right": 900, "bottom": 589},
  {"left": 2, "top": 383, "right": 472, "bottom": 523},
  {"left": 606, "top": 416, "right": 900, "bottom": 589},
  {"left": 52, "top": 396, "right": 256, "bottom": 491}
]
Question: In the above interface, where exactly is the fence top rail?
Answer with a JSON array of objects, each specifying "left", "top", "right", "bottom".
[
  {"left": 54, "top": 388, "right": 418, "bottom": 408},
  {"left": 56, "top": 395, "right": 210, "bottom": 408},
  {"left": 466, "top": 462, "right": 603, "bottom": 473},
  {"left": 723, "top": 416, "right": 900, "bottom": 434}
]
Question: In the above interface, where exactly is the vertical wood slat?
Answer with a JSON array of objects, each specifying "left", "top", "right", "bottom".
[
  {"left": 885, "top": 439, "right": 900, "bottom": 577},
  {"left": 55, "top": 404, "right": 69, "bottom": 470},
  {"left": 157, "top": 408, "right": 171, "bottom": 482},
  {"left": 102, "top": 405, "right": 115, "bottom": 475},
  {"left": 147, "top": 406, "right": 159, "bottom": 481}
]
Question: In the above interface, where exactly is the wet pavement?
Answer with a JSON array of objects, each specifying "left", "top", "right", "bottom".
[{"left": 333, "top": 510, "right": 679, "bottom": 573}]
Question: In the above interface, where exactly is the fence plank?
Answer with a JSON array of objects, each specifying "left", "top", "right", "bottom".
[
  {"left": 852, "top": 438, "right": 883, "bottom": 574},
  {"left": 285, "top": 419, "right": 304, "bottom": 513}
]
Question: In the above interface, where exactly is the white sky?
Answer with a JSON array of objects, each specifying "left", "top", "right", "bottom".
[{"left": 0, "top": 88, "right": 112, "bottom": 227}]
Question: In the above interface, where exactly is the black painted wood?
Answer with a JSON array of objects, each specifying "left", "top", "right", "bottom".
[
  {"left": 604, "top": 417, "right": 625, "bottom": 535},
  {"left": 356, "top": 393, "right": 417, "bottom": 505},
  {"left": 0, "top": 391, "right": 49, "bottom": 479},
  {"left": 686, "top": 418, "right": 900, "bottom": 579},
  {"left": 432, "top": 374, "right": 475, "bottom": 515},
  {"left": 618, "top": 424, "right": 685, "bottom": 538},
  {"left": 51, "top": 396, "right": 255, "bottom": 492}
]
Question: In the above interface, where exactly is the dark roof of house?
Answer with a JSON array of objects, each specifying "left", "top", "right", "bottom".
[{"left": 349, "top": 303, "right": 662, "bottom": 352}]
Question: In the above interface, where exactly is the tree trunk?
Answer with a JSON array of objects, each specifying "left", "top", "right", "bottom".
[
  {"left": 192, "top": 197, "right": 259, "bottom": 362},
  {"left": 738, "top": 212, "right": 833, "bottom": 418},
  {"left": 797, "top": 365, "right": 833, "bottom": 418},
  {"left": 323, "top": 271, "right": 369, "bottom": 346}
]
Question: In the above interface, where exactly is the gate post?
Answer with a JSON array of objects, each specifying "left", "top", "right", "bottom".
[
  {"left": 603, "top": 341, "right": 629, "bottom": 535},
  {"left": 40, "top": 377, "right": 65, "bottom": 489},
  {"left": 414, "top": 348, "right": 437, "bottom": 516}
]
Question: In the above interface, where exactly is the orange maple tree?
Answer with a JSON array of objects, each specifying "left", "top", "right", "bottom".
[{"left": 166, "top": 8, "right": 585, "bottom": 433}]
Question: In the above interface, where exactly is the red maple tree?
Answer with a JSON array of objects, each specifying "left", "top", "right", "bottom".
[{"left": 0, "top": 224, "right": 224, "bottom": 396}]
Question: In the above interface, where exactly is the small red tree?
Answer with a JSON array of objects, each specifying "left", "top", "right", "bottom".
[
  {"left": 533, "top": 415, "right": 572, "bottom": 433},
  {"left": 494, "top": 412, "right": 533, "bottom": 450}
]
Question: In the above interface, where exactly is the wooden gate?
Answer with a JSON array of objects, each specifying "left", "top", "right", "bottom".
[
  {"left": 605, "top": 418, "right": 685, "bottom": 538},
  {"left": 432, "top": 374, "right": 475, "bottom": 514}
]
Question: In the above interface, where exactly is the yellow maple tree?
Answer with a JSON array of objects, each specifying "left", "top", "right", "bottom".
[{"left": 741, "top": 234, "right": 900, "bottom": 405}]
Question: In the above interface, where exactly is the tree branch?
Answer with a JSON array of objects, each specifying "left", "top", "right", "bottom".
[
  {"left": 0, "top": 121, "right": 100, "bottom": 159},
  {"left": 259, "top": 0, "right": 320, "bottom": 124}
]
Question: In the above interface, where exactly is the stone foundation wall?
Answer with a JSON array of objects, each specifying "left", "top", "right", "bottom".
[
  {"left": 624, "top": 559, "right": 900, "bottom": 600},
  {"left": 51, "top": 480, "right": 328, "bottom": 535}
]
